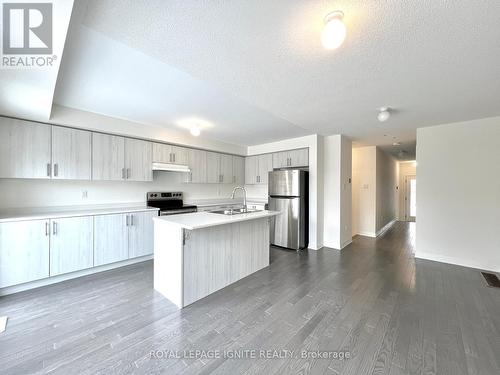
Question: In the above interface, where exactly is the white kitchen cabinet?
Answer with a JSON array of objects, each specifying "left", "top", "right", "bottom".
[
  {"left": 206, "top": 152, "right": 220, "bottom": 183},
  {"left": 153, "top": 143, "right": 189, "bottom": 165},
  {"left": 272, "top": 148, "right": 308, "bottom": 168},
  {"left": 125, "top": 138, "right": 152, "bottom": 181},
  {"left": 257, "top": 153, "right": 273, "bottom": 185},
  {"left": 0, "top": 220, "right": 50, "bottom": 288},
  {"left": 92, "top": 133, "right": 125, "bottom": 181},
  {"left": 187, "top": 148, "right": 207, "bottom": 183},
  {"left": 220, "top": 154, "right": 233, "bottom": 183},
  {"left": 233, "top": 156, "right": 245, "bottom": 184},
  {"left": 245, "top": 156, "right": 259, "bottom": 184},
  {"left": 0, "top": 117, "right": 52, "bottom": 179},
  {"left": 129, "top": 211, "right": 156, "bottom": 258},
  {"left": 51, "top": 126, "right": 91, "bottom": 180},
  {"left": 49, "top": 216, "right": 93, "bottom": 276},
  {"left": 94, "top": 214, "right": 129, "bottom": 266}
]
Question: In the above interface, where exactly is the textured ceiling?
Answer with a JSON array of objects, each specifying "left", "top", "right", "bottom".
[{"left": 56, "top": 0, "right": 500, "bottom": 152}]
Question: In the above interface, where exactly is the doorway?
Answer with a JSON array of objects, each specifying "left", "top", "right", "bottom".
[{"left": 404, "top": 175, "right": 416, "bottom": 222}]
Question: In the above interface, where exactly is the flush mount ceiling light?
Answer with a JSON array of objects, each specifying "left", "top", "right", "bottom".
[
  {"left": 377, "top": 107, "right": 391, "bottom": 122},
  {"left": 321, "top": 11, "right": 346, "bottom": 50},
  {"left": 190, "top": 126, "right": 201, "bottom": 137}
]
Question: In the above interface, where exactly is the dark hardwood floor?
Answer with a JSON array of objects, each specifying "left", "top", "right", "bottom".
[{"left": 1, "top": 222, "right": 500, "bottom": 374}]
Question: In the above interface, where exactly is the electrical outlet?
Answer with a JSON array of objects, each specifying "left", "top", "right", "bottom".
[{"left": 82, "top": 190, "right": 88, "bottom": 199}]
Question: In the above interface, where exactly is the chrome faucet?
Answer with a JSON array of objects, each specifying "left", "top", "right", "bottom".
[{"left": 231, "top": 186, "right": 247, "bottom": 211}]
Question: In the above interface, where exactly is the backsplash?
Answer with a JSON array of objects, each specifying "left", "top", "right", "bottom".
[{"left": 0, "top": 171, "right": 236, "bottom": 209}]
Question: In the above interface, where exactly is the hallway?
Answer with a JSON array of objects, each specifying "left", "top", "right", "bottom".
[{"left": 1, "top": 222, "right": 499, "bottom": 374}]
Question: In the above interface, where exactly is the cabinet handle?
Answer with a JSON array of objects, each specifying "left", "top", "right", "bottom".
[
  {"left": 54, "top": 163, "right": 58, "bottom": 177},
  {"left": 190, "top": 172, "right": 193, "bottom": 183},
  {"left": 169, "top": 153, "right": 172, "bottom": 162},
  {"left": 126, "top": 215, "right": 130, "bottom": 226},
  {"left": 52, "top": 221, "right": 57, "bottom": 235},
  {"left": 45, "top": 221, "right": 49, "bottom": 236},
  {"left": 47, "top": 163, "right": 51, "bottom": 177},
  {"left": 122, "top": 168, "right": 126, "bottom": 179},
  {"left": 130, "top": 214, "right": 134, "bottom": 226},
  {"left": 126, "top": 168, "right": 130, "bottom": 179},
  {"left": 173, "top": 153, "right": 176, "bottom": 163}
]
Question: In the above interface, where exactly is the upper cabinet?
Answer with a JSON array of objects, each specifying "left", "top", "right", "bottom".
[
  {"left": 245, "top": 154, "right": 273, "bottom": 185},
  {"left": 153, "top": 143, "right": 188, "bottom": 165},
  {"left": 272, "top": 148, "right": 308, "bottom": 169},
  {"left": 0, "top": 118, "right": 52, "bottom": 179},
  {"left": 206, "top": 152, "right": 234, "bottom": 184},
  {"left": 124, "top": 138, "right": 152, "bottom": 181},
  {"left": 187, "top": 148, "right": 207, "bottom": 183},
  {"left": 92, "top": 134, "right": 152, "bottom": 181},
  {"left": 92, "top": 133, "right": 126, "bottom": 181},
  {"left": 233, "top": 156, "right": 245, "bottom": 185},
  {"left": 51, "top": 126, "right": 91, "bottom": 180}
]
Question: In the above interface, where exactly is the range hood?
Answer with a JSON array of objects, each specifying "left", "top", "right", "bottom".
[{"left": 152, "top": 162, "right": 191, "bottom": 173}]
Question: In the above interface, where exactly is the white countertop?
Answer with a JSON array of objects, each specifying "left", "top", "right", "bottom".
[
  {"left": 0, "top": 204, "right": 159, "bottom": 223},
  {"left": 184, "top": 198, "right": 244, "bottom": 207},
  {"left": 153, "top": 210, "right": 280, "bottom": 230}
]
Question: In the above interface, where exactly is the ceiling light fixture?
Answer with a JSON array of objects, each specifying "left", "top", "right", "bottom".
[
  {"left": 190, "top": 126, "right": 201, "bottom": 137},
  {"left": 321, "top": 11, "right": 346, "bottom": 50},
  {"left": 377, "top": 107, "right": 391, "bottom": 122}
]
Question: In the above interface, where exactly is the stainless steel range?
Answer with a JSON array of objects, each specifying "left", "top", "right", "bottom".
[{"left": 147, "top": 192, "right": 197, "bottom": 216}]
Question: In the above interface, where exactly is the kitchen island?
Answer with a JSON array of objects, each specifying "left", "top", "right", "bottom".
[{"left": 153, "top": 210, "right": 280, "bottom": 308}]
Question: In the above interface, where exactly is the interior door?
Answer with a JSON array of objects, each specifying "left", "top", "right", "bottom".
[
  {"left": 269, "top": 197, "right": 300, "bottom": 249},
  {"left": 405, "top": 175, "right": 417, "bottom": 222}
]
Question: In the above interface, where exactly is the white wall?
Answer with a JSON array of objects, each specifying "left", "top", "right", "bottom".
[
  {"left": 352, "top": 147, "right": 377, "bottom": 237},
  {"left": 0, "top": 172, "right": 237, "bottom": 209},
  {"left": 397, "top": 161, "right": 417, "bottom": 220},
  {"left": 246, "top": 134, "right": 323, "bottom": 250},
  {"left": 416, "top": 116, "right": 500, "bottom": 272},
  {"left": 352, "top": 146, "right": 397, "bottom": 237},
  {"left": 323, "top": 135, "right": 352, "bottom": 250},
  {"left": 376, "top": 148, "right": 398, "bottom": 232}
]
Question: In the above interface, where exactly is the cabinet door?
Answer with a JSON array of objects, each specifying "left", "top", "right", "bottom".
[
  {"left": 171, "top": 146, "right": 189, "bottom": 165},
  {"left": 206, "top": 152, "right": 220, "bottom": 183},
  {"left": 152, "top": 143, "right": 172, "bottom": 163},
  {"left": 0, "top": 118, "right": 51, "bottom": 179},
  {"left": 51, "top": 126, "right": 91, "bottom": 180},
  {"left": 232, "top": 156, "right": 245, "bottom": 185},
  {"left": 129, "top": 211, "right": 156, "bottom": 258},
  {"left": 125, "top": 138, "right": 152, "bottom": 181},
  {"left": 272, "top": 151, "right": 288, "bottom": 169},
  {"left": 289, "top": 148, "right": 309, "bottom": 167},
  {"left": 220, "top": 154, "right": 233, "bottom": 184},
  {"left": 187, "top": 149, "right": 207, "bottom": 183},
  {"left": 92, "top": 133, "right": 125, "bottom": 181},
  {"left": 258, "top": 154, "right": 273, "bottom": 185},
  {"left": 49, "top": 216, "right": 93, "bottom": 276},
  {"left": 0, "top": 220, "right": 50, "bottom": 287},
  {"left": 94, "top": 214, "right": 128, "bottom": 266},
  {"left": 245, "top": 156, "right": 258, "bottom": 184}
]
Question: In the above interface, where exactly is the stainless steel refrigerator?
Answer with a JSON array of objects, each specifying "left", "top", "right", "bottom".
[{"left": 268, "top": 169, "right": 308, "bottom": 250}]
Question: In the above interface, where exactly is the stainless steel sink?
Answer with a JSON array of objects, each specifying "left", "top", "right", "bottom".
[{"left": 209, "top": 208, "right": 262, "bottom": 215}]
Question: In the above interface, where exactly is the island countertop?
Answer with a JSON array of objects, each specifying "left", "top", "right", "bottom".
[{"left": 153, "top": 210, "right": 280, "bottom": 230}]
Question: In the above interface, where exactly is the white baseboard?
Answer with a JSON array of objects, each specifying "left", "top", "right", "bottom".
[
  {"left": 355, "top": 231, "right": 377, "bottom": 238},
  {"left": 0, "top": 255, "right": 153, "bottom": 296},
  {"left": 415, "top": 252, "right": 500, "bottom": 273}
]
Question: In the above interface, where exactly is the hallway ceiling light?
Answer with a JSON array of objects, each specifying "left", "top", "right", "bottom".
[
  {"left": 377, "top": 107, "right": 391, "bottom": 122},
  {"left": 190, "top": 126, "right": 201, "bottom": 137},
  {"left": 321, "top": 11, "right": 346, "bottom": 50}
]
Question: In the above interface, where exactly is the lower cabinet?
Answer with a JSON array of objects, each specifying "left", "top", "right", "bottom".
[
  {"left": 94, "top": 211, "right": 155, "bottom": 266},
  {"left": 0, "top": 220, "right": 50, "bottom": 288},
  {"left": 50, "top": 216, "right": 93, "bottom": 276},
  {"left": 94, "top": 214, "right": 129, "bottom": 266},
  {"left": 128, "top": 211, "right": 156, "bottom": 258}
]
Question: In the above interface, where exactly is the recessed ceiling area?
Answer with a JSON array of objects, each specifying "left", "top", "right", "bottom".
[{"left": 53, "top": 0, "right": 500, "bottom": 154}]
